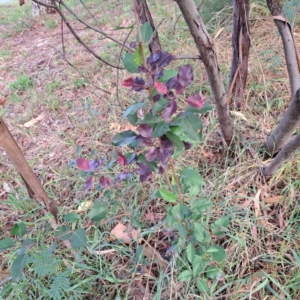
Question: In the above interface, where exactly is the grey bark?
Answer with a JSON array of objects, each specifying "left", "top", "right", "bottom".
[
  {"left": 263, "top": 88, "right": 300, "bottom": 155},
  {"left": 174, "top": 0, "right": 233, "bottom": 143},
  {"left": 228, "top": 0, "right": 250, "bottom": 108},
  {"left": 266, "top": 0, "right": 300, "bottom": 97},
  {"left": 262, "top": 132, "right": 300, "bottom": 176}
]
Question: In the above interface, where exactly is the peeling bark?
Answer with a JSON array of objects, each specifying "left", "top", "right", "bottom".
[
  {"left": 174, "top": 0, "right": 233, "bottom": 143},
  {"left": 263, "top": 88, "right": 300, "bottom": 155},
  {"left": 266, "top": 0, "right": 300, "bottom": 97},
  {"left": 262, "top": 132, "right": 300, "bottom": 176},
  {"left": 136, "top": 0, "right": 161, "bottom": 54},
  {"left": 228, "top": 0, "right": 250, "bottom": 108}
]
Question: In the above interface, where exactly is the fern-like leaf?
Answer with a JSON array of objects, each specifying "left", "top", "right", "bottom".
[
  {"left": 32, "top": 256, "right": 57, "bottom": 277},
  {"left": 49, "top": 272, "right": 70, "bottom": 300}
]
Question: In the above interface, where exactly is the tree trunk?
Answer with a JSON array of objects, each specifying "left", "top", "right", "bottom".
[
  {"left": 266, "top": 0, "right": 300, "bottom": 97},
  {"left": 136, "top": 0, "right": 161, "bottom": 54},
  {"left": 262, "top": 132, "right": 300, "bottom": 176},
  {"left": 263, "top": 88, "right": 300, "bottom": 155},
  {"left": 174, "top": 0, "right": 233, "bottom": 144},
  {"left": 228, "top": 0, "right": 250, "bottom": 108},
  {"left": 32, "top": 0, "right": 56, "bottom": 17}
]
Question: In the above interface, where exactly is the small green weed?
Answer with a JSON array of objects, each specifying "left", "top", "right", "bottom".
[{"left": 10, "top": 74, "right": 33, "bottom": 92}]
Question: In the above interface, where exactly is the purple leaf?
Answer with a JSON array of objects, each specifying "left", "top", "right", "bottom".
[
  {"left": 122, "top": 78, "right": 134, "bottom": 87},
  {"left": 132, "top": 77, "right": 145, "bottom": 92},
  {"left": 158, "top": 138, "right": 174, "bottom": 170},
  {"left": 153, "top": 94, "right": 161, "bottom": 102},
  {"left": 117, "top": 171, "right": 131, "bottom": 181},
  {"left": 140, "top": 137, "right": 154, "bottom": 147},
  {"left": 154, "top": 81, "right": 168, "bottom": 94},
  {"left": 183, "top": 142, "right": 192, "bottom": 150},
  {"left": 163, "top": 99, "right": 177, "bottom": 121},
  {"left": 147, "top": 51, "right": 174, "bottom": 70},
  {"left": 166, "top": 77, "right": 178, "bottom": 91},
  {"left": 136, "top": 163, "right": 152, "bottom": 182},
  {"left": 145, "top": 147, "right": 159, "bottom": 162},
  {"left": 129, "top": 41, "right": 137, "bottom": 49},
  {"left": 99, "top": 176, "right": 110, "bottom": 188},
  {"left": 77, "top": 158, "right": 90, "bottom": 171},
  {"left": 138, "top": 124, "right": 153, "bottom": 138},
  {"left": 89, "top": 159, "right": 101, "bottom": 171},
  {"left": 147, "top": 51, "right": 160, "bottom": 64},
  {"left": 177, "top": 64, "right": 193, "bottom": 89},
  {"left": 156, "top": 52, "right": 174, "bottom": 68},
  {"left": 138, "top": 66, "right": 149, "bottom": 73},
  {"left": 156, "top": 69, "right": 163, "bottom": 79},
  {"left": 84, "top": 177, "right": 93, "bottom": 193},
  {"left": 118, "top": 152, "right": 127, "bottom": 166},
  {"left": 164, "top": 91, "right": 175, "bottom": 100},
  {"left": 175, "top": 84, "right": 184, "bottom": 95},
  {"left": 186, "top": 93, "right": 205, "bottom": 109}
]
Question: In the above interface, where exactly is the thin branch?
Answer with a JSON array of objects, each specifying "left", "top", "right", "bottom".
[
  {"left": 48, "top": 0, "right": 124, "bottom": 70},
  {"left": 58, "top": 0, "right": 133, "bottom": 52},
  {"left": 116, "top": 27, "right": 134, "bottom": 108},
  {"left": 197, "top": 0, "right": 205, "bottom": 11},
  {"left": 79, "top": 0, "right": 102, "bottom": 30}
]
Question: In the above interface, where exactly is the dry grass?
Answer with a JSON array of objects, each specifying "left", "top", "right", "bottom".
[{"left": 1, "top": 0, "right": 300, "bottom": 299}]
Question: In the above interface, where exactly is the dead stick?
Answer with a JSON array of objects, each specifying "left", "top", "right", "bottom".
[{"left": 0, "top": 118, "right": 58, "bottom": 221}]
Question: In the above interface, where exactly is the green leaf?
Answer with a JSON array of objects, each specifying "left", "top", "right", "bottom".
[
  {"left": 136, "top": 114, "right": 161, "bottom": 125},
  {"left": 211, "top": 215, "right": 230, "bottom": 236},
  {"left": 180, "top": 167, "right": 205, "bottom": 187},
  {"left": 64, "top": 213, "right": 80, "bottom": 223},
  {"left": 178, "top": 114, "right": 202, "bottom": 142},
  {"left": 71, "top": 228, "right": 87, "bottom": 248},
  {"left": 178, "top": 270, "right": 193, "bottom": 281},
  {"left": 185, "top": 101, "right": 213, "bottom": 114},
  {"left": 191, "top": 199, "right": 212, "bottom": 215},
  {"left": 166, "top": 131, "right": 184, "bottom": 157},
  {"left": 11, "top": 222, "right": 27, "bottom": 238},
  {"left": 88, "top": 202, "right": 108, "bottom": 222},
  {"left": 122, "top": 102, "right": 145, "bottom": 121},
  {"left": 140, "top": 22, "right": 153, "bottom": 43},
  {"left": 112, "top": 130, "right": 137, "bottom": 146},
  {"left": 207, "top": 245, "right": 226, "bottom": 262},
  {"left": 153, "top": 122, "right": 169, "bottom": 137},
  {"left": 205, "top": 266, "right": 221, "bottom": 279},
  {"left": 186, "top": 243, "right": 195, "bottom": 264},
  {"left": 127, "top": 112, "right": 138, "bottom": 125},
  {"left": 192, "top": 255, "right": 205, "bottom": 277},
  {"left": 153, "top": 98, "right": 168, "bottom": 114},
  {"left": 156, "top": 189, "right": 178, "bottom": 202},
  {"left": 55, "top": 225, "right": 72, "bottom": 241},
  {"left": 158, "top": 70, "right": 178, "bottom": 83},
  {"left": 134, "top": 44, "right": 143, "bottom": 66},
  {"left": 0, "top": 238, "right": 15, "bottom": 252},
  {"left": 193, "top": 223, "right": 205, "bottom": 242},
  {"left": 11, "top": 254, "right": 28, "bottom": 281},
  {"left": 196, "top": 278, "right": 209, "bottom": 293},
  {"left": 122, "top": 53, "right": 138, "bottom": 73}
]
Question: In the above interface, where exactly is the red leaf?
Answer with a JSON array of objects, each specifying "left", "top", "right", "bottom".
[
  {"left": 76, "top": 158, "right": 90, "bottom": 171},
  {"left": 186, "top": 93, "right": 205, "bottom": 109},
  {"left": 118, "top": 152, "right": 127, "bottom": 166},
  {"left": 99, "top": 176, "right": 110, "bottom": 188},
  {"left": 84, "top": 177, "right": 94, "bottom": 193},
  {"left": 154, "top": 81, "right": 168, "bottom": 94},
  {"left": 122, "top": 78, "right": 134, "bottom": 87}
]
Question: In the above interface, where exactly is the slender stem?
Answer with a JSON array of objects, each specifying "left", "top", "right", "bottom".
[
  {"left": 164, "top": 168, "right": 173, "bottom": 192},
  {"left": 169, "top": 157, "right": 182, "bottom": 203},
  {"left": 132, "top": 0, "right": 154, "bottom": 104}
]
